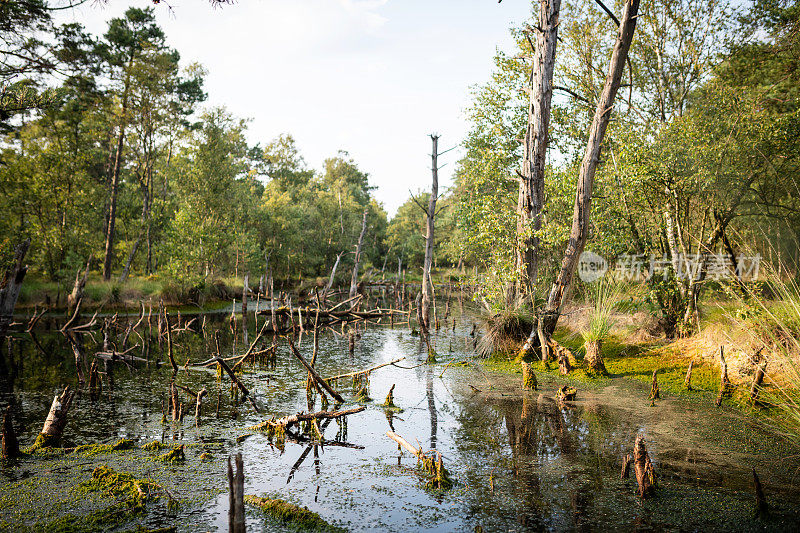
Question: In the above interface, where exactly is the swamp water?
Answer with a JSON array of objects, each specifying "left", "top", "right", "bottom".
[{"left": 1, "top": 305, "right": 800, "bottom": 532}]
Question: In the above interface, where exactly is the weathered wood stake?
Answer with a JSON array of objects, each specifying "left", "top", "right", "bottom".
[{"left": 228, "top": 453, "right": 245, "bottom": 533}]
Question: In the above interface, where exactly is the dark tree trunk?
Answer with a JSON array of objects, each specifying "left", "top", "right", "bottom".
[{"left": 0, "top": 239, "right": 30, "bottom": 338}]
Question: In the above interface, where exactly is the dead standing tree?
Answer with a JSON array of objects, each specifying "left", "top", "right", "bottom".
[
  {"left": 421, "top": 134, "right": 440, "bottom": 332},
  {"left": 540, "top": 0, "right": 641, "bottom": 338},
  {"left": 516, "top": 0, "right": 562, "bottom": 298},
  {"left": 349, "top": 208, "right": 369, "bottom": 298},
  {"left": 0, "top": 239, "right": 30, "bottom": 338}
]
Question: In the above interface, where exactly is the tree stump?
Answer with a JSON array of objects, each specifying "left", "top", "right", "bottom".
[
  {"left": 33, "top": 386, "right": 74, "bottom": 449},
  {"left": 556, "top": 385, "right": 577, "bottom": 402},
  {"left": 633, "top": 434, "right": 655, "bottom": 498},
  {"left": 522, "top": 362, "right": 537, "bottom": 391},
  {"left": 648, "top": 370, "right": 660, "bottom": 400},
  {"left": 585, "top": 339, "right": 608, "bottom": 375}
]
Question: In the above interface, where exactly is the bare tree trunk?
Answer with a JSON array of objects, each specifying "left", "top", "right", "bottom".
[
  {"left": 118, "top": 237, "right": 140, "bottom": 284},
  {"left": 349, "top": 208, "right": 369, "bottom": 298},
  {"left": 422, "top": 134, "right": 440, "bottom": 330},
  {"left": 68, "top": 259, "right": 90, "bottom": 313},
  {"left": 542, "top": 0, "right": 640, "bottom": 335},
  {"left": 325, "top": 251, "right": 344, "bottom": 300},
  {"left": 516, "top": 0, "right": 561, "bottom": 296},
  {"left": 241, "top": 274, "right": 249, "bottom": 316},
  {"left": 0, "top": 239, "right": 30, "bottom": 338}
]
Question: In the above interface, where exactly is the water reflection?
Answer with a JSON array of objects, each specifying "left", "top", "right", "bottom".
[{"left": 1, "top": 306, "right": 799, "bottom": 532}]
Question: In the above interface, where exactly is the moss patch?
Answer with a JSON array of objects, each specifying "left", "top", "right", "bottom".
[
  {"left": 156, "top": 445, "right": 185, "bottom": 463},
  {"left": 74, "top": 439, "right": 135, "bottom": 457},
  {"left": 244, "top": 495, "right": 345, "bottom": 531}
]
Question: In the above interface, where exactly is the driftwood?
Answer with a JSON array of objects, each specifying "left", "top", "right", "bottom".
[
  {"left": 65, "top": 332, "right": 86, "bottom": 385},
  {"left": 633, "top": 434, "right": 655, "bottom": 498},
  {"left": 35, "top": 386, "right": 75, "bottom": 448},
  {"left": 386, "top": 430, "right": 422, "bottom": 457},
  {"left": 228, "top": 453, "right": 245, "bottom": 533},
  {"left": 286, "top": 337, "right": 344, "bottom": 403}
]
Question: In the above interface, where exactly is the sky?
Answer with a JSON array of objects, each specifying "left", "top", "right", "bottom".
[{"left": 56, "top": 0, "right": 532, "bottom": 216}]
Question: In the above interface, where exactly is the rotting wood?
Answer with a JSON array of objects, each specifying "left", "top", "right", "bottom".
[
  {"left": 64, "top": 332, "right": 86, "bottom": 386},
  {"left": 516, "top": 0, "right": 561, "bottom": 297},
  {"left": 633, "top": 434, "right": 655, "bottom": 498},
  {"left": 67, "top": 259, "right": 90, "bottom": 314},
  {"left": 716, "top": 346, "right": 732, "bottom": 406},
  {"left": 286, "top": 337, "right": 344, "bottom": 403},
  {"left": 195, "top": 387, "right": 207, "bottom": 427},
  {"left": 383, "top": 384, "right": 396, "bottom": 408},
  {"left": 350, "top": 208, "right": 369, "bottom": 298},
  {"left": 385, "top": 430, "right": 452, "bottom": 490}
]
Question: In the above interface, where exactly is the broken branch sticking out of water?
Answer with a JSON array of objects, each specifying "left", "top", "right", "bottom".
[
  {"left": 286, "top": 337, "right": 345, "bottom": 403},
  {"left": 386, "top": 430, "right": 452, "bottom": 490}
]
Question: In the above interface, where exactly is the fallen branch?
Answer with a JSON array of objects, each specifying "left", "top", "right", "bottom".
[
  {"left": 323, "top": 357, "right": 405, "bottom": 382},
  {"left": 286, "top": 337, "right": 344, "bottom": 403}
]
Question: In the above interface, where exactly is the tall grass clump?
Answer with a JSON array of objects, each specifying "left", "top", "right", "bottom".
[
  {"left": 476, "top": 305, "right": 535, "bottom": 359},
  {"left": 728, "top": 268, "right": 800, "bottom": 445},
  {"left": 580, "top": 278, "right": 624, "bottom": 375}
]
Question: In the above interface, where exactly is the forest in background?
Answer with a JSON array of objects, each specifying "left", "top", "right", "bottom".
[{"left": 1, "top": 0, "right": 799, "bottom": 330}]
